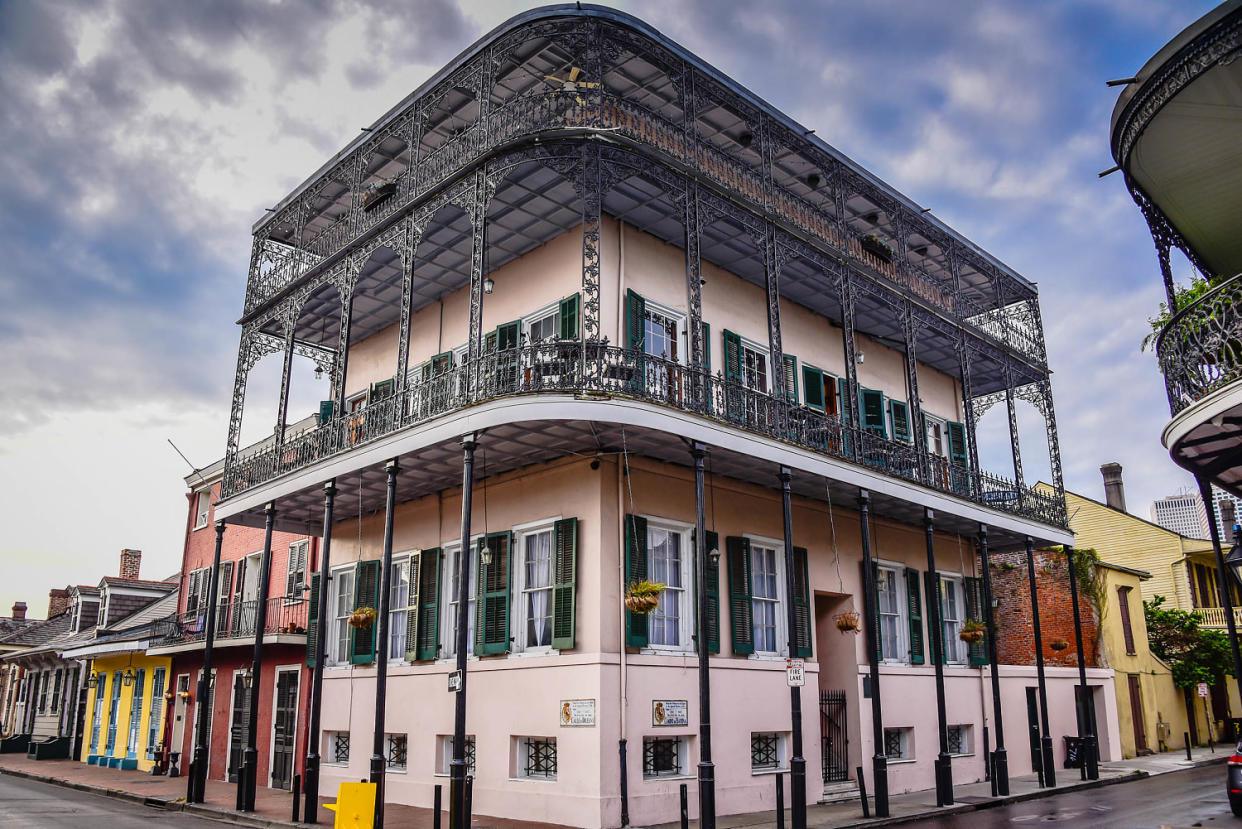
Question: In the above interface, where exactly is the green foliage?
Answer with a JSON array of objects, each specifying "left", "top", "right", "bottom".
[
  {"left": 1144, "top": 595, "right": 1234, "bottom": 688},
  {"left": 1142, "top": 274, "right": 1228, "bottom": 352}
]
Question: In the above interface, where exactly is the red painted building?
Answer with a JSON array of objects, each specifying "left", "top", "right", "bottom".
[{"left": 148, "top": 456, "right": 317, "bottom": 792}]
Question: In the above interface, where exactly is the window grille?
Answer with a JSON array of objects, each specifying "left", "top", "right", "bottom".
[
  {"left": 643, "top": 736, "right": 682, "bottom": 778},
  {"left": 441, "top": 735, "right": 476, "bottom": 775},
  {"left": 464, "top": 736, "right": 476, "bottom": 775},
  {"left": 523, "top": 737, "right": 557, "bottom": 779},
  {"left": 883, "top": 728, "right": 909, "bottom": 759},
  {"left": 385, "top": 734, "right": 407, "bottom": 769},
  {"left": 751, "top": 732, "right": 780, "bottom": 771},
  {"left": 331, "top": 732, "right": 350, "bottom": 764},
  {"left": 947, "top": 725, "right": 964, "bottom": 755}
]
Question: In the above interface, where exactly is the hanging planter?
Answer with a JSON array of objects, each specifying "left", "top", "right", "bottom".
[
  {"left": 834, "top": 611, "right": 861, "bottom": 633},
  {"left": 860, "top": 234, "right": 894, "bottom": 263},
  {"left": 1049, "top": 637, "right": 1070, "bottom": 652},
  {"left": 361, "top": 178, "right": 397, "bottom": 212},
  {"left": 624, "top": 580, "right": 665, "bottom": 614},
  {"left": 348, "top": 606, "right": 377, "bottom": 630},
  {"left": 959, "top": 619, "right": 986, "bottom": 645}
]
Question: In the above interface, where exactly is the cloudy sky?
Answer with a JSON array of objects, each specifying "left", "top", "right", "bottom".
[{"left": 0, "top": 0, "right": 1217, "bottom": 618}]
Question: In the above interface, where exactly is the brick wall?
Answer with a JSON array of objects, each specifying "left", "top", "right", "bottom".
[
  {"left": 120, "top": 549, "right": 142, "bottom": 579},
  {"left": 46, "top": 589, "right": 69, "bottom": 619},
  {"left": 989, "top": 548, "right": 1100, "bottom": 668}
]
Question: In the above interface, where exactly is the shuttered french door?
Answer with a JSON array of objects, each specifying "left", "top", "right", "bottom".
[
  {"left": 270, "top": 670, "right": 299, "bottom": 790},
  {"left": 227, "top": 672, "right": 249, "bottom": 783}
]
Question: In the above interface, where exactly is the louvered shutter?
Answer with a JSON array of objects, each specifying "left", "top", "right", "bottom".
[
  {"left": 199, "top": 568, "right": 211, "bottom": 614},
  {"left": 497, "top": 322, "right": 519, "bottom": 351},
  {"left": 349, "top": 560, "right": 381, "bottom": 665},
  {"left": 306, "top": 573, "right": 320, "bottom": 668},
  {"left": 965, "top": 576, "right": 987, "bottom": 666},
  {"left": 187, "top": 571, "right": 200, "bottom": 614},
  {"left": 781, "top": 354, "right": 799, "bottom": 403},
  {"left": 216, "top": 561, "right": 234, "bottom": 635},
  {"left": 476, "top": 533, "right": 511, "bottom": 655},
  {"left": 559, "top": 294, "right": 580, "bottom": 341},
  {"left": 402, "top": 553, "right": 422, "bottom": 663},
  {"left": 862, "top": 561, "right": 882, "bottom": 660},
  {"left": 370, "top": 378, "right": 394, "bottom": 402},
  {"left": 318, "top": 400, "right": 335, "bottom": 425},
  {"left": 792, "top": 547, "right": 812, "bottom": 658},
  {"left": 552, "top": 518, "right": 578, "bottom": 650},
  {"left": 947, "top": 421, "right": 968, "bottom": 467},
  {"left": 701, "top": 322, "right": 711, "bottom": 372},
  {"left": 697, "top": 530, "right": 720, "bottom": 655},
  {"left": 415, "top": 548, "right": 442, "bottom": 660},
  {"left": 624, "top": 514, "right": 648, "bottom": 648},
  {"left": 727, "top": 536, "right": 754, "bottom": 655},
  {"left": 924, "top": 571, "right": 945, "bottom": 665},
  {"left": 285, "top": 543, "right": 300, "bottom": 598},
  {"left": 890, "top": 400, "right": 910, "bottom": 443},
  {"left": 723, "top": 330, "right": 742, "bottom": 383},
  {"left": 625, "top": 290, "right": 645, "bottom": 352},
  {"left": 803, "top": 366, "right": 825, "bottom": 410},
  {"left": 861, "top": 389, "right": 886, "bottom": 435},
  {"left": 837, "top": 378, "right": 850, "bottom": 422},
  {"left": 905, "top": 567, "right": 924, "bottom": 664}
]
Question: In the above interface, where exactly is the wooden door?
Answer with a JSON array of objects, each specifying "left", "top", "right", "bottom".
[
  {"left": 270, "top": 670, "right": 299, "bottom": 790},
  {"left": 1128, "top": 674, "right": 1149, "bottom": 754},
  {"left": 227, "top": 673, "right": 249, "bottom": 783}
]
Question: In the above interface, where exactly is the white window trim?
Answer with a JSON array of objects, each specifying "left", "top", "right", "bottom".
[
  {"left": 642, "top": 298, "right": 688, "bottom": 365},
  {"left": 345, "top": 390, "right": 367, "bottom": 411},
  {"left": 521, "top": 302, "right": 560, "bottom": 344},
  {"left": 384, "top": 732, "right": 409, "bottom": 773},
  {"left": 439, "top": 535, "right": 484, "bottom": 661},
  {"left": 513, "top": 735, "right": 559, "bottom": 782},
  {"left": 512, "top": 517, "right": 562, "bottom": 655},
  {"left": 946, "top": 723, "right": 974, "bottom": 757},
  {"left": 324, "top": 730, "right": 351, "bottom": 766},
  {"left": 435, "top": 733, "right": 476, "bottom": 777},
  {"left": 386, "top": 553, "right": 415, "bottom": 664},
  {"left": 327, "top": 564, "right": 356, "bottom": 667},
  {"left": 737, "top": 333, "right": 772, "bottom": 393},
  {"left": 744, "top": 534, "right": 788, "bottom": 658},
  {"left": 194, "top": 490, "right": 212, "bottom": 530},
  {"left": 642, "top": 734, "right": 694, "bottom": 781},
  {"left": 883, "top": 726, "right": 914, "bottom": 763},
  {"left": 874, "top": 560, "right": 909, "bottom": 666},
  {"left": 924, "top": 412, "right": 949, "bottom": 458},
  {"left": 750, "top": 731, "right": 789, "bottom": 775},
  {"left": 285, "top": 540, "right": 310, "bottom": 605},
  {"left": 640, "top": 516, "right": 696, "bottom": 655},
  {"left": 937, "top": 572, "right": 967, "bottom": 665}
]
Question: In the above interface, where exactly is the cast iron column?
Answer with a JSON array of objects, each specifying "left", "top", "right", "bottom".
[
  {"left": 190, "top": 520, "right": 226, "bottom": 803},
  {"left": 1065, "top": 546, "right": 1098, "bottom": 780},
  {"left": 978, "top": 524, "right": 1009, "bottom": 795},
  {"left": 857, "top": 489, "right": 888, "bottom": 817},
  {"left": 779, "top": 467, "right": 806, "bottom": 829},
  {"left": 370, "top": 460, "right": 399, "bottom": 828},
  {"left": 242, "top": 501, "right": 277, "bottom": 811},
  {"left": 1199, "top": 477, "right": 1242, "bottom": 709},
  {"left": 1025, "top": 536, "right": 1055, "bottom": 787},
  {"left": 450, "top": 435, "right": 478, "bottom": 829},
  {"left": 923, "top": 509, "right": 953, "bottom": 805},
  {"left": 692, "top": 443, "right": 716, "bottom": 829},
  {"left": 304, "top": 480, "right": 336, "bottom": 824}
]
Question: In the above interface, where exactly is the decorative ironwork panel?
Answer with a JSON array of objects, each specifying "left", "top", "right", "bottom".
[
  {"left": 332, "top": 732, "right": 350, "bottom": 764},
  {"left": 580, "top": 142, "right": 602, "bottom": 344},
  {"left": 883, "top": 728, "right": 904, "bottom": 759},
  {"left": 1157, "top": 273, "right": 1242, "bottom": 416},
  {"left": 386, "top": 733, "right": 408, "bottom": 769},
  {"left": 750, "top": 732, "right": 779, "bottom": 771},
  {"left": 643, "top": 736, "right": 682, "bottom": 778},
  {"left": 946, "top": 725, "right": 964, "bottom": 755},
  {"left": 820, "top": 689, "right": 848, "bottom": 783},
  {"left": 524, "top": 737, "right": 557, "bottom": 778}
]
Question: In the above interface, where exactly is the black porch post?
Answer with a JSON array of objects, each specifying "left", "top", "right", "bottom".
[
  {"left": 1198, "top": 477, "right": 1242, "bottom": 709},
  {"left": 449, "top": 434, "right": 478, "bottom": 829},
  {"left": 371, "top": 460, "right": 399, "bottom": 828},
  {"left": 1025, "top": 536, "right": 1055, "bottom": 787},
  {"left": 692, "top": 442, "right": 716, "bottom": 829},
  {"left": 922, "top": 509, "right": 953, "bottom": 806},
  {"left": 857, "top": 489, "right": 888, "bottom": 817},
  {"left": 242, "top": 501, "right": 277, "bottom": 811},
  {"left": 778, "top": 467, "right": 806, "bottom": 829},
  {"left": 1065, "top": 546, "right": 1098, "bottom": 780},
  {"left": 304, "top": 480, "right": 336, "bottom": 824},
  {"left": 978, "top": 524, "right": 1009, "bottom": 795},
  {"left": 190, "top": 521, "right": 226, "bottom": 803}
]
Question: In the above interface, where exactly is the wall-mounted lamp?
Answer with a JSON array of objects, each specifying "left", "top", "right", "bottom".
[
  {"left": 709, "top": 547, "right": 721, "bottom": 566},
  {"left": 85, "top": 673, "right": 100, "bottom": 690},
  {"left": 483, "top": 277, "right": 495, "bottom": 295},
  {"left": 480, "top": 545, "right": 494, "bottom": 567},
  {"left": 855, "top": 351, "right": 865, "bottom": 365},
  {"left": 122, "top": 668, "right": 136, "bottom": 687},
  {"left": 314, "top": 365, "right": 324, "bottom": 380},
  {"left": 241, "top": 669, "right": 254, "bottom": 690}
]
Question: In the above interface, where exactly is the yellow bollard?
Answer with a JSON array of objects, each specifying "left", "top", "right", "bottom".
[{"left": 322, "top": 781, "right": 377, "bottom": 828}]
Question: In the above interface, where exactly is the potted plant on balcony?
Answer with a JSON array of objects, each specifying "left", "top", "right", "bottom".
[
  {"left": 624, "top": 580, "right": 665, "bottom": 614},
  {"left": 348, "top": 606, "right": 377, "bottom": 629},
  {"left": 1142, "top": 273, "right": 1241, "bottom": 359},
  {"left": 834, "top": 610, "right": 861, "bottom": 633},
  {"left": 959, "top": 618, "right": 986, "bottom": 645},
  {"left": 361, "top": 178, "right": 397, "bottom": 212},
  {"left": 860, "top": 233, "right": 894, "bottom": 263}
]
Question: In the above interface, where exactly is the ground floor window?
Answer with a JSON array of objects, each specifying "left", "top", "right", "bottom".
[
  {"left": 439, "top": 734, "right": 476, "bottom": 776},
  {"left": 643, "top": 735, "right": 686, "bottom": 779},
  {"left": 946, "top": 724, "right": 972, "bottom": 756},
  {"left": 750, "top": 732, "right": 785, "bottom": 772},
  {"left": 883, "top": 727, "right": 911, "bottom": 760},
  {"left": 326, "top": 731, "right": 350, "bottom": 765},
  {"left": 385, "top": 733, "right": 407, "bottom": 770},
  {"left": 519, "top": 737, "right": 557, "bottom": 780}
]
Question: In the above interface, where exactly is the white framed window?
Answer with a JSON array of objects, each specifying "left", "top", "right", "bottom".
[
  {"left": 524, "top": 305, "right": 560, "bottom": 344},
  {"left": 645, "top": 520, "right": 694, "bottom": 652},
  {"left": 328, "top": 566, "right": 355, "bottom": 666},
  {"left": 388, "top": 556, "right": 412, "bottom": 661},
  {"left": 925, "top": 414, "right": 948, "bottom": 458},
  {"left": 514, "top": 522, "right": 556, "bottom": 652},
  {"left": 642, "top": 301, "right": 685, "bottom": 363},
  {"left": 750, "top": 732, "right": 787, "bottom": 772},
  {"left": 738, "top": 336, "right": 769, "bottom": 393},
  {"left": 194, "top": 490, "right": 212, "bottom": 530},
  {"left": 286, "top": 540, "right": 309, "bottom": 601},
  {"left": 385, "top": 733, "right": 408, "bottom": 770},
  {"left": 748, "top": 538, "right": 787, "bottom": 655},
  {"left": 441, "top": 541, "right": 479, "bottom": 658},
  {"left": 642, "top": 735, "right": 689, "bottom": 779},
  {"left": 946, "top": 724, "right": 972, "bottom": 756},
  {"left": 438, "top": 734, "right": 476, "bottom": 776},
  {"left": 939, "top": 575, "right": 966, "bottom": 664},
  {"left": 345, "top": 391, "right": 367, "bottom": 412},
  {"left": 325, "top": 731, "right": 350, "bottom": 765},
  {"left": 875, "top": 565, "right": 906, "bottom": 663},
  {"left": 516, "top": 736, "right": 557, "bottom": 780},
  {"left": 883, "top": 727, "right": 913, "bottom": 761}
]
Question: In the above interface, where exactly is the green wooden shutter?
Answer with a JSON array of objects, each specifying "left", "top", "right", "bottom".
[
  {"left": 349, "top": 560, "right": 381, "bottom": 665},
  {"left": 402, "top": 554, "right": 422, "bottom": 663},
  {"left": 484, "top": 331, "right": 498, "bottom": 353},
  {"left": 965, "top": 576, "right": 987, "bottom": 666},
  {"left": 552, "top": 518, "right": 578, "bottom": 649},
  {"left": 704, "top": 531, "right": 720, "bottom": 654},
  {"left": 793, "top": 547, "right": 812, "bottom": 658},
  {"left": 782, "top": 354, "right": 799, "bottom": 403},
  {"left": 420, "top": 361, "right": 432, "bottom": 381},
  {"left": 925, "top": 571, "right": 947, "bottom": 666},
  {"left": 905, "top": 567, "right": 924, "bottom": 664},
  {"left": 863, "top": 561, "right": 882, "bottom": 660},
  {"left": 476, "top": 533, "right": 511, "bottom": 655},
  {"left": 370, "top": 378, "right": 394, "bottom": 402},
  {"left": 415, "top": 548, "right": 442, "bottom": 661},
  {"left": 890, "top": 400, "right": 910, "bottom": 443},
  {"left": 701, "top": 322, "right": 711, "bottom": 372},
  {"left": 305, "top": 572, "right": 321, "bottom": 668},
  {"left": 838, "top": 377, "right": 851, "bottom": 422},
  {"left": 723, "top": 330, "right": 742, "bottom": 383},
  {"left": 559, "top": 294, "right": 580, "bottom": 341},
  {"left": 497, "top": 321, "right": 520, "bottom": 351},
  {"left": 861, "top": 389, "right": 886, "bottom": 435},
  {"left": 624, "top": 514, "right": 648, "bottom": 648},
  {"left": 947, "top": 421, "right": 968, "bottom": 466},
  {"left": 318, "top": 400, "right": 335, "bottom": 425},
  {"left": 727, "top": 536, "right": 754, "bottom": 655},
  {"left": 803, "top": 366, "right": 825, "bottom": 410},
  {"left": 626, "top": 290, "right": 645, "bottom": 351}
]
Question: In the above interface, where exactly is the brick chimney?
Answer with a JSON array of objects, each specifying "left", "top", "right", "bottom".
[
  {"left": 1100, "top": 462, "right": 1126, "bottom": 513},
  {"left": 47, "top": 588, "right": 70, "bottom": 618},
  {"left": 119, "top": 548, "right": 142, "bottom": 580},
  {"left": 10, "top": 602, "right": 26, "bottom": 621}
]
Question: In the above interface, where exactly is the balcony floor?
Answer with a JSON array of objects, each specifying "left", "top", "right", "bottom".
[{"left": 1163, "top": 380, "right": 1242, "bottom": 499}]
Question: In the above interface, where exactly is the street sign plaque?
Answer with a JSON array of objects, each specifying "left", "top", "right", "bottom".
[
  {"left": 786, "top": 658, "right": 805, "bottom": 687},
  {"left": 448, "top": 670, "right": 462, "bottom": 693},
  {"left": 1198, "top": 682, "right": 1209, "bottom": 698}
]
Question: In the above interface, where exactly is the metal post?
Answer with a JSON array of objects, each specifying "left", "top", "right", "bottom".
[
  {"left": 242, "top": 501, "right": 277, "bottom": 811},
  {"left": 778, "top": 467, "right": 806, "bottom": 829},
  {"left": 776, "top": 771, "right": 785, "bottom": 829},
  {"left": 978, "top": 524, "right": 1009, "bottom": 795},
  {"left": 304, "top": 480, "right": 337, "bottom": 824},
  {"left": 371, "top": 460, "right": 399, "bottom": 828},
  {"left": 922, "top": 510, "right": 953, "bottom": 805},
  {"left": 1065, "top": 546, "right": 1098, "bottom": 780},
  {"left": 1198, "top": 477, "right": 1242, "bottom": 709},
  {"left": 434, "top": 784, "right": 442, "bottom": 829},
  {"left": 1025, "top": 536, "right": 1055, "bottom": 787},
  {"left": 190, "top": 521, "right": 225, "bottom": 803},
  {"left": 449, "top": 434, "right": 478, "bottom": 829},
  {"left": 857, "top": 489, "right": 888, "bottom": 817},
  {"left": 692, "top": 442, "right": 716, "bottom": 829}
]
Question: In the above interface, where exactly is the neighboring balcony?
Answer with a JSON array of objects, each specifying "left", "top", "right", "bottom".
[
  {"left": 1196, "top": 606, "right": 1242, "bottom": 631},
  {"left": 150, "top": 597, "right": 308, "bottom": 654},
  {"left": 222, "top": 342, "right": 1066, "bottom": 528}
]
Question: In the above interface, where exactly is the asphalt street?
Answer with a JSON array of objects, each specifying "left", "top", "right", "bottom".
[
  {"left": 902, "top": 764, "right": 1235, "bottom": 828},
  {"left": 0, "top": 773, "right": 228, "bottom": 827}
]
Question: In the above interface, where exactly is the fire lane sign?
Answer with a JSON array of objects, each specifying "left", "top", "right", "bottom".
[{"left": 786, "top": 658, "right": 805, "bottom": 687}]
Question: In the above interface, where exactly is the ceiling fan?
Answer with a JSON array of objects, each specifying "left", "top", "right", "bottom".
[{"left": 544, "top": 66, "right": 599, "bottom": 106}]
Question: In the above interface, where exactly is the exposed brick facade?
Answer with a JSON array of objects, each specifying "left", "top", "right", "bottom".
[
  {"left": 46, "top": 590, "right": 69, "bottom": 619},
  {"left": 988, "top": 548, "right": 1101, "bottom": 669},
  {"left": 119, "top": 549, "right": 142, "bottom": 580}
]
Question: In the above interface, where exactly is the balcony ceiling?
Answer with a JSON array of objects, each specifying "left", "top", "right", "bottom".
[{"left": 1164, "top": 385, "right": 1242, "bottom": 500}]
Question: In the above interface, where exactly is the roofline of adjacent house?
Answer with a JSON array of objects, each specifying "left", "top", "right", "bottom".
[{"left": 1037, "top": 480, "right": 1217, "bottom": 548}]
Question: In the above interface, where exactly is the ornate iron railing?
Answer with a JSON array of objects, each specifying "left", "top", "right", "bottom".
[
  {"left": 162, "top": 597, "right": 308, "bottom": 646},
  {"left": 222, "top": 343, "right": 1066, "bottom": 527},
  {"left": 1156, "top": 273, "right": 1242, "bottom": 416}
]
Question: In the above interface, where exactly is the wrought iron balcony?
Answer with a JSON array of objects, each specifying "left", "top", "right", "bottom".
[
  {"left": 1156, "top": 273, "right": 1242, "bottom": 416},
  {"left": 222, "top": 342, "right": 1065, "bottom": 527},
  {"left": 162, "top": 597, "right": 308, "bottom": 647}
]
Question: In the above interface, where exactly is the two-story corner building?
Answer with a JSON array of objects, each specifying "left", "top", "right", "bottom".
[
  {"left": 207, "top": 6, "right": 1080, "bottom": 826},
  {"left": 146, "top": 459, "right": 315, "bottom": 792},
  {"left": 0, "top": 602, "right": 36, "bottom": 736}
]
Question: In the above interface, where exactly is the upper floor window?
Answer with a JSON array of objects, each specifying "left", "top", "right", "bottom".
[
  {"left": 515, "top": 524, "right": 555, "bottom": 651},
  {"left": 645, "top": 521, "right": 693, "bottom": 651},
  {"left": 749, "top": 539, "right": 786, "bottom": 655},
  {"left": 875, "top": 565, "right": 904, "bottom": 662},
  {"left": 328, "top": 565, "right": 356, "bottom": 666},
  {"left": 526, "top": 306, "right": 559, "bottom": 344},
  {"left": 388, "top": 557, "right": 412, "bottom": 661},
  {"left": 925, "top": 415, "right": 947, "bottom": 457},
  {"left": 939, "top": 575, "right": 966, "bottom": 664},
  {"left": 441, "top": 542, "right": 477, "bottom": 658},
  {"left": 738, "top": 337, "right": 768, "bottom": 393},
  {"left": 194, "top": 490, "right": 212, "bottom": 530},
  {"left": 644, "top": 306, "right": 681, "bottom": 362},
  {"left": 286, "top": 540, "right": 309, "bottom": 600}
]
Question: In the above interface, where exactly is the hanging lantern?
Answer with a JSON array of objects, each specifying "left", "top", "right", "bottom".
[{"left": 122, "top": 668, "right": 136, "bottom": 687}]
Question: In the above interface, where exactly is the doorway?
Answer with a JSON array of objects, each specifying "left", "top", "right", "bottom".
[
  {"left": 1127, "top": 674, "right": 1149, "bottom": 754},
  {"left": 270, "top": 668, "right": 299, "bottom": 790},
  {"left": 227, "top": 671, "right": 250, "bottom": 783},
  {"left": 820, "top": 689, "right": 849, "bottom": 783},
  {"left": 172, "top": 675, "right": 189, "bottom": 757},
  {"left": 1025, "top": 688, "right": 1042, "bottom": 775}
]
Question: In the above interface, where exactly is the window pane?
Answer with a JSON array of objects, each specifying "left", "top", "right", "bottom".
[
  {"left": 525, "top": 531, "right": 553, "bottom": 648},
  {"left": 648, "top": 528, "right": 682, "bottom": 647}
]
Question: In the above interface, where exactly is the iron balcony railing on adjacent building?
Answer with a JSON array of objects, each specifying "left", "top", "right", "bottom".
[
  {"left": 1156, "top": 273, "right": 1242, "bottom": 417},
  {"left": 164, "top": 597, "right": 308, "bottom": 647},
  {"left": 222, "top": 342, "right": 1066, "bottom": 527}
]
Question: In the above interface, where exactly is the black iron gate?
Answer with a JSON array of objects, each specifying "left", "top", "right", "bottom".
[{"left": 820, "top": 689, "right": 848, "bottom": 783}]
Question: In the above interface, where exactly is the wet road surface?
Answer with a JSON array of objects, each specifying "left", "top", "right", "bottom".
[{"left": 0, "top": 773, "right": 228, "bottom": 827}]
